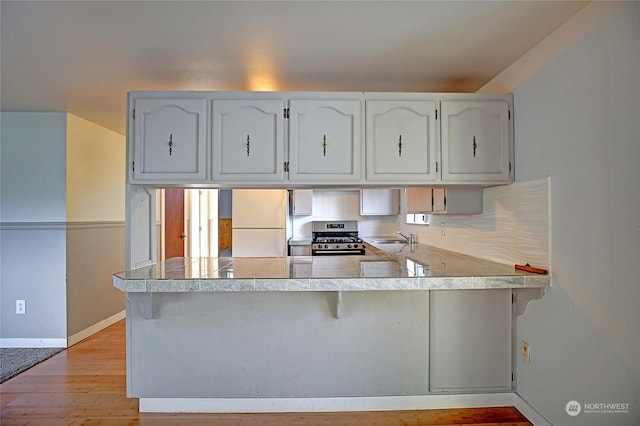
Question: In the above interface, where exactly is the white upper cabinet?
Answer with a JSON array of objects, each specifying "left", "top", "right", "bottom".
[
  {"left": 290, "top": 189, "right": 313, "bottom": 216},
  {"left": 130, "top": 96, "right": 207, "bottom": 183},
  {"left": 127, "top": 92, "right": 514, "bottom": 187},
  {"left": 406, "top": 187, "right": 483, "bottom": 215},
  {"left": 441, "top": 100, "right": 512, "bottom": 183},
  {"left": 212, "top": 99, "right": 285, "bottom": 182},
  {"left": 366, "top": 100, "right": 438, "bottom": 182},
  {"left": 360, "top": 189, "right": 400, "bottom": 216},
  {"left": 288, "top": 99, "right": 363, "bottom": 182}
]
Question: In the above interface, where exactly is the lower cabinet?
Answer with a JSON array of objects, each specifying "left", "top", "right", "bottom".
[
  {"left": 429, "top": 289, "right": 513, "bottom": 392},
  {"left": 288, "top": 244, "right": 311, "bottom": 256}
]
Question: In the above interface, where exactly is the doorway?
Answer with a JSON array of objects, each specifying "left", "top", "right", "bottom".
[{"left": 162, "top": 189, "right": 222, "bottom": 259}]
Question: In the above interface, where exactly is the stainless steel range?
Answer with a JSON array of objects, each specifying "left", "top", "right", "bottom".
[{"left": 311, "top": 220, "right": 366, "bottom": 256}]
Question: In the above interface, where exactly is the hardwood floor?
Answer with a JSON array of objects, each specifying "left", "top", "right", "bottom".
[{"left": 0, "top": 320, "right": 532, "bottom": 425}]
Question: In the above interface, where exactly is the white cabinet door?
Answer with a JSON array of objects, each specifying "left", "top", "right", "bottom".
[
  {"left": 131, "top": 97, "right": 207, "bottom": 183},
  {"left": 289, "top": 243, "right": 311, "bottom": 256},
  {"left": 366, "top": 100, "right": 438, "bottom": 182},
  {"left": 288, "top": 99, "right": 363, "bottom": 182},
  {"left": 291, "top": 189, "right": 313, "bottom": 216},
  {"left": 406, "top": 187, "right": 483, "bottom": 214},
  {"left": 441, "top": 100, "right": 512, "bottom": 183},
  {"left": 212, "top": 99, "right": 284, "bottom": 182},
  {"left": 432, "top": 188, "right": 446, "bottom": 212},
  {"left": 430, "top": 289, "right": 513, "bottom": 392},
  {"left": 406, "top": 188, "right": 433, "bottom": 213},
  {"left": 360, "top": 189, "right": 400, "bottom": 216}
]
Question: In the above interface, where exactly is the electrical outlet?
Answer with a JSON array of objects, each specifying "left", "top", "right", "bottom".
[
  {"left": 440, "top": 222, "right": 446, "bottom": 236},
  {"left": 16, "top": 299, "right": 26, "bottom": 314},
  {"left": 521, "top": 341, "right": 531, "bottom": 364}
]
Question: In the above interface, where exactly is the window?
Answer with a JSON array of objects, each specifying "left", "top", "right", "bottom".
[{"left": 405, "top": 213, "right": 429, "bottom": 225}]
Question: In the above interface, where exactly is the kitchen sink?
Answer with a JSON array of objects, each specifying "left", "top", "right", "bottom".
[{"left": 371, "top": 239, "right": 408, "bottom": 244}]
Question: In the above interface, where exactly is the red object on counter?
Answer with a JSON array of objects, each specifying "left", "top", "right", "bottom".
[{"left": 515, "top": 263, "right": 548, "bottom": 275}]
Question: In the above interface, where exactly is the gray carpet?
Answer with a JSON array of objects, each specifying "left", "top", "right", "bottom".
[{"left": 0, "top": 347, "right": 65, "bottom": 383}]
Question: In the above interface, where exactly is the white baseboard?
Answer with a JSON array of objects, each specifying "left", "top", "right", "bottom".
[
  {"left": 512, "top": 393, "right": 552, "bottom": 426},
  {"left": 1, "top": 311, "right": 125, "bottom": 349},
  {"left": 140, "top": 392, "right": 551, "bottom": 425},
  {"left": 0, "top": 338, "right": 67, "bottom": 348},
  {"left": 67, "top": 310, "right": 126, "bottom": 347}
]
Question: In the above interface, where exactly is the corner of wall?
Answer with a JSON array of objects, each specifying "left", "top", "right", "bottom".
[{"left": 476, "top": 2, "right": 621, "bottom": 94}]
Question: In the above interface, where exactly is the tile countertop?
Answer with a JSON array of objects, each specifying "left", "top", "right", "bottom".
[{"left": 113, "top": 240, "right": 550, "bottom": 293}]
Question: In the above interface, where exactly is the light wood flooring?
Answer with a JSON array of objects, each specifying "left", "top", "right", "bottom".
[{"left": 1, "top": 320, "right": 532, "bottom": 425}]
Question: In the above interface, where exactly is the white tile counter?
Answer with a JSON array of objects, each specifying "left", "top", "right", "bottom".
[{"left": 113, "top": 243, "right": 549, "bottom": 293}]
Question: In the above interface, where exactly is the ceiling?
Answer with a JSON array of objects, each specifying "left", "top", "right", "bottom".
[{"left": 1, "top": 1, "right": 589, "bottom": 136}]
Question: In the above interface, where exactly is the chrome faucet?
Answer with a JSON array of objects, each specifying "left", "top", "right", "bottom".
[{"left": 396, "top": 231, "right": 415, "bottom": 244}]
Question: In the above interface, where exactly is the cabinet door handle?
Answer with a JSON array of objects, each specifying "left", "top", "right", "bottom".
[
  {"left": 322, "top": 134, "right": 327, "bottom": 157},
  {"left": 473, "top": 135, "right": 477, "bottom": 157},
  {"left": 246, "top": 134, "right": 251, "bottom": 157},
  {"left": 398, "top": 135, "right": 402, "bottom": 157},
  {"left": 168, "top": 133, "right": 173, "bottom": 156}
]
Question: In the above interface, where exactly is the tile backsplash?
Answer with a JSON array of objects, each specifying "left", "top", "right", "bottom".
[
  {"left": 289, "top": 178, "right": 550, "bottom": 271},
  {"left": 403, "top": 178, "right": 550, "bottom": 269}
]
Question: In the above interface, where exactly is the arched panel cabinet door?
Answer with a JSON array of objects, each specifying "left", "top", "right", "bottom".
[
  {"left": 366, "top": 100, "right": 439, "bottom": 182},
  {"left": 441, "top": 100, "right": 513, "bottom": 184},
  {"left": 130, "top": 95, "right": 208, "bottom": 184},
  {"left": 211, "top": 98, "right": 285, "bottom": 182},
  {"left": 288, "top": 99, "right": 363, "bottom": 183}
]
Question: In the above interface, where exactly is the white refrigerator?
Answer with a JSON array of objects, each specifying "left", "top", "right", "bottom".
[{"left": 232, "top": 189, "right": 288, "bottom": 257}]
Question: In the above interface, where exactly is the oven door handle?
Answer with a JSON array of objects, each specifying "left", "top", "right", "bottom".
[{"left": 312, "top": 250, "right": 366, "bottom": 256}]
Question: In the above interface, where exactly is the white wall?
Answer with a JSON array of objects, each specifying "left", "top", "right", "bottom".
[
  {"left": 66, "top": 114, "right": 125, "bottom": 222},
  {"left": 0, "top": 112, "right": 67, "bottom": 222},
  {"left": 65, "top": 114, "right": 126, "bottom": 338},
  {"left": 0, "top": 113, "right": 68, "bottom": 344},
  {"left": 0, "top": 112, "right": 127, "bottom": 346},
  {"left": 483, "top": 3, "right": 639, "bottom": 425}
]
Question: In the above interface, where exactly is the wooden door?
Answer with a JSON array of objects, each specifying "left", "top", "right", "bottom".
[
  {"left": 164, "top": 189, "right": 185, "bottom": 258},
  {"left": 218, "top": 218, "right": 232, "bottom": 252}
]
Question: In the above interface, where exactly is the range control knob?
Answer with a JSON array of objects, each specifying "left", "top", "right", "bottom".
[
  {"left": 353, "top": 244, "right": 359, "bottom": 249},
  {"left": 348, "top": 244, "right": 352, "bottom": 248},
  {"left": 324, "top": 244, "right": 328, "bottom": 249}
]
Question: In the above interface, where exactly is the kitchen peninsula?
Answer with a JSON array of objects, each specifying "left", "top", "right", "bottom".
[
  {"left": 117, "top": 90, "right": 549, "bottom": 416},
  {"left": 114, "top": 243, "right": 549, "bottom": 294},
  {"left": 113, "top": 242, "right": 549, "bottom": 413}
]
